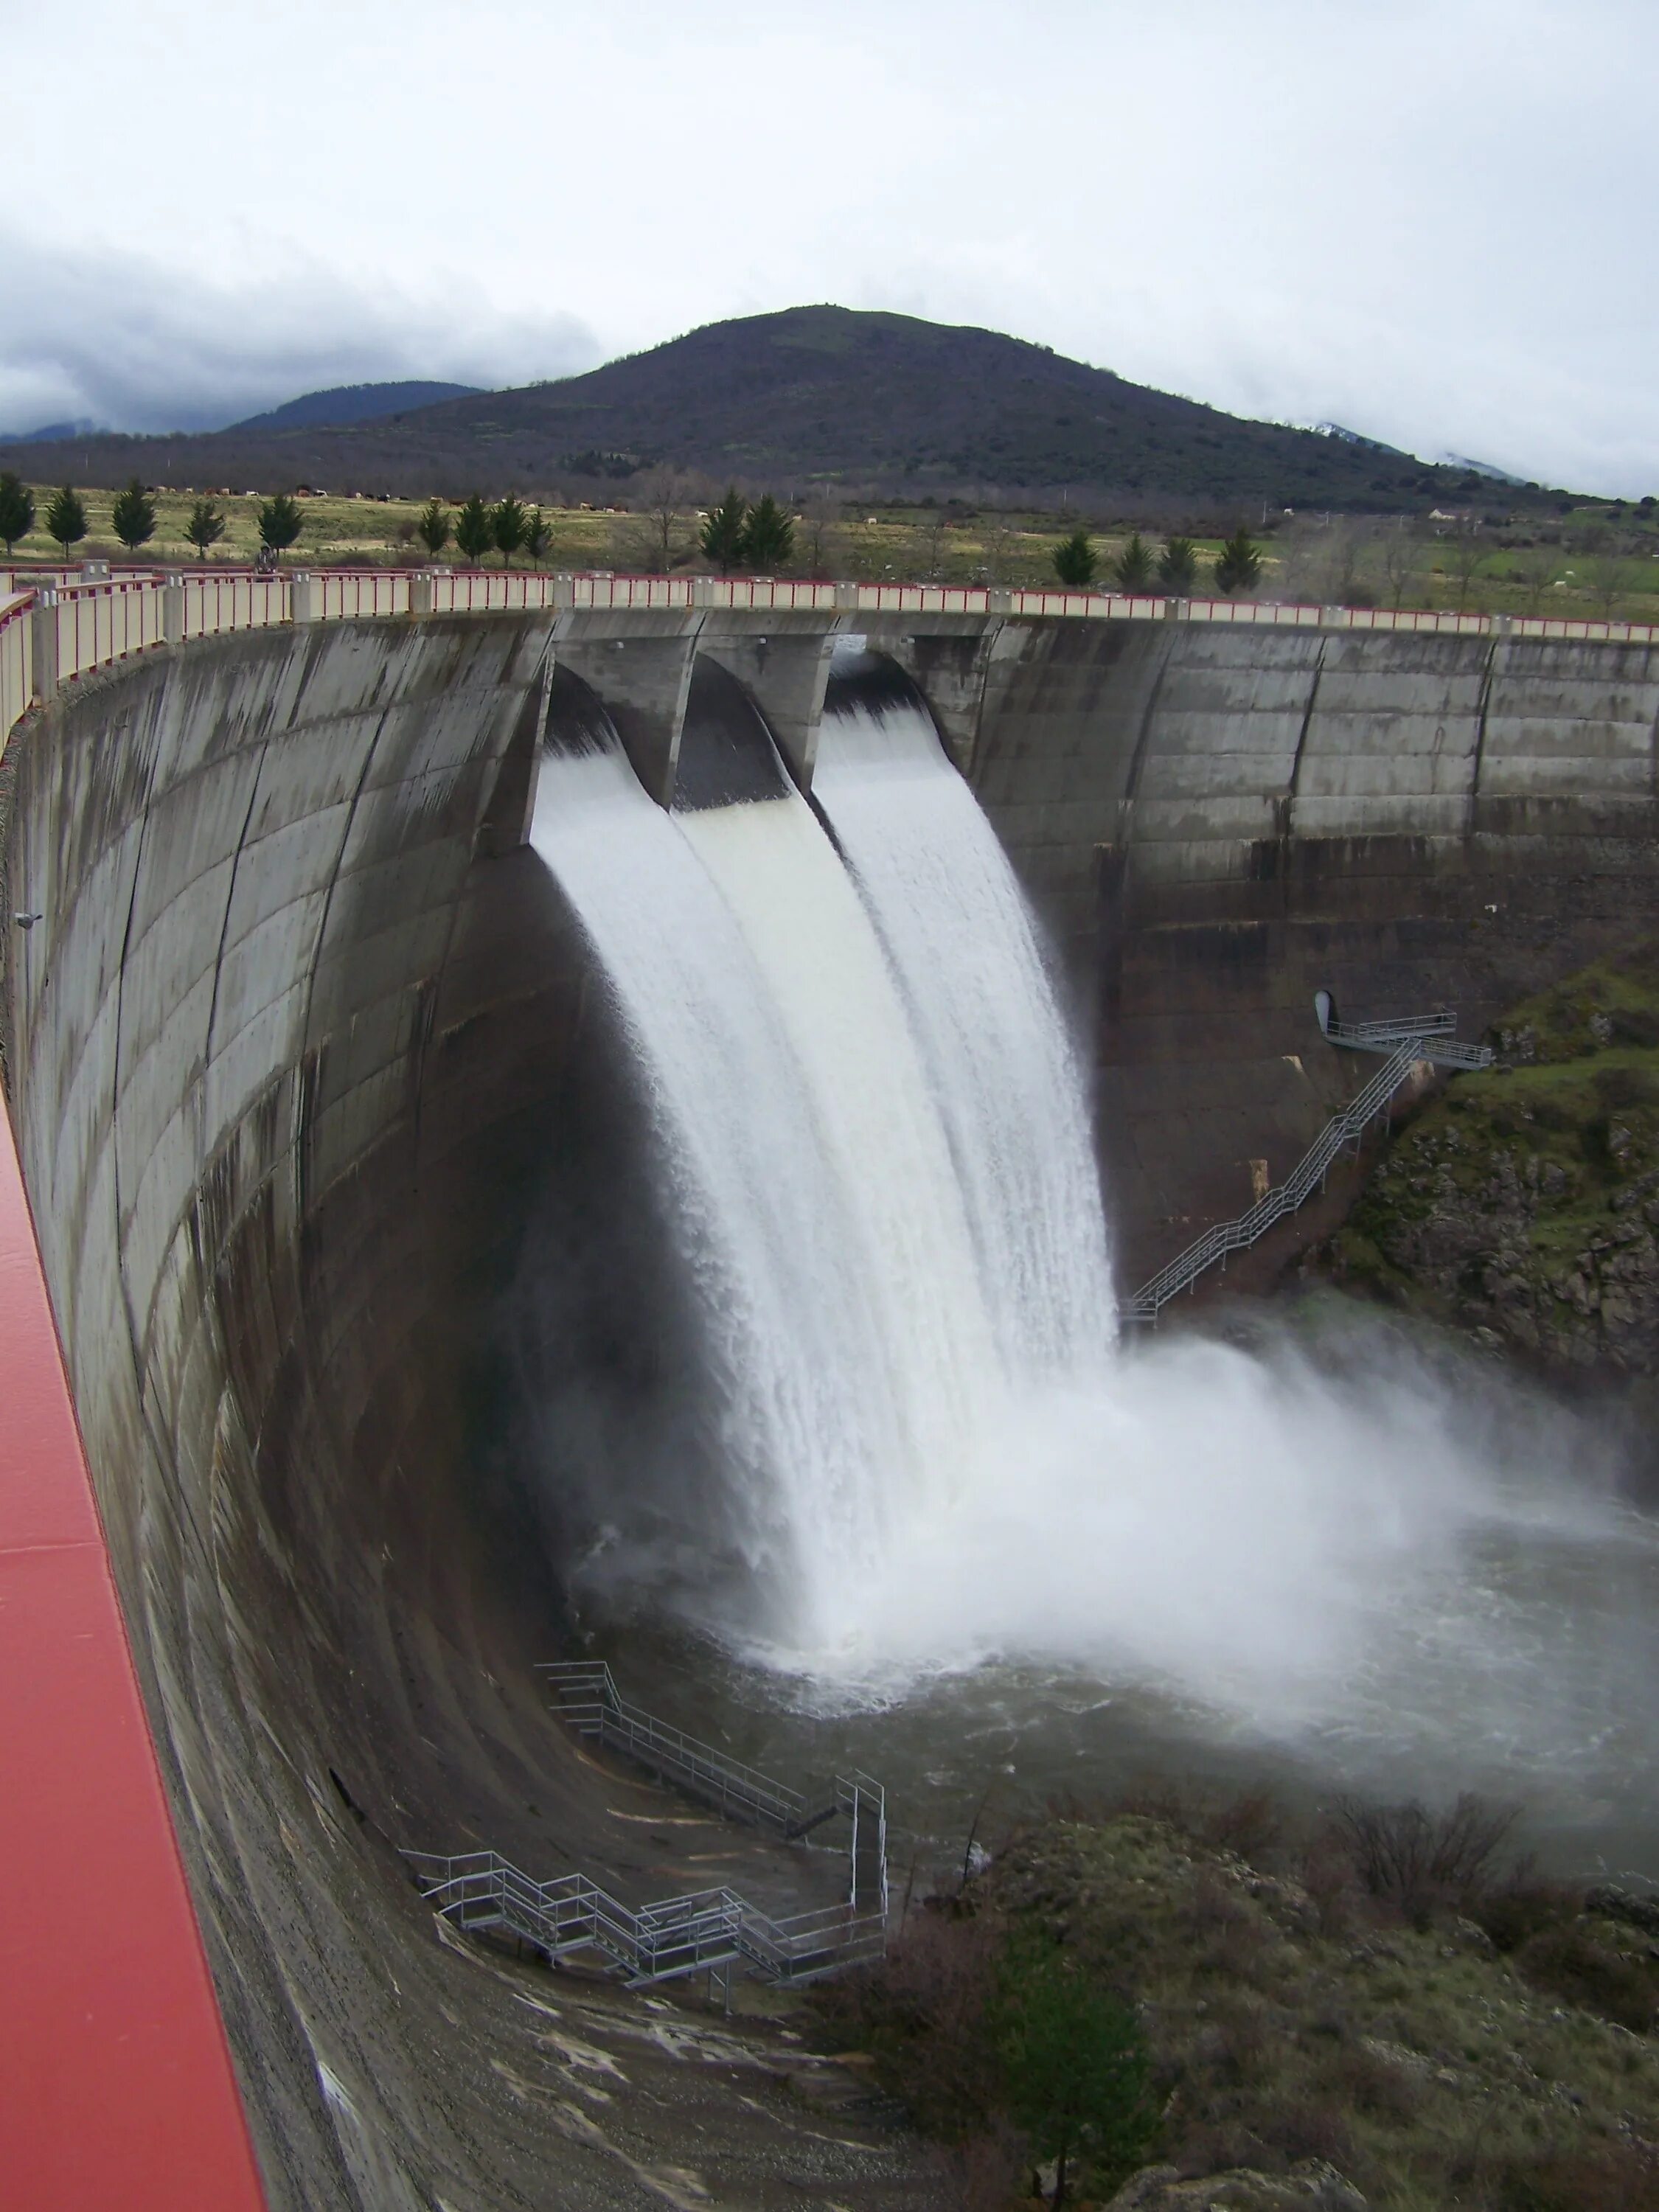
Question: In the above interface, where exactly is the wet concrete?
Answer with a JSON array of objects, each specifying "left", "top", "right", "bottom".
[
  {"left": 4, "top": 608, "right": 1657, "bottom": 2204},
  {"left": 0, "top": 616, "right": 941, "bottom": 2211}
]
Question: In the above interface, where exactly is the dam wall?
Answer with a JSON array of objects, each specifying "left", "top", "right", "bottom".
[
  {"left": 970, "top": 622, "right": 1659, "bottom": 1281},
  {"left": 5, "top": 592, "right": 1659, "bottom": 2200},
  {"left": 0, "top": 616, "right": 639, "bottom": 2208}
]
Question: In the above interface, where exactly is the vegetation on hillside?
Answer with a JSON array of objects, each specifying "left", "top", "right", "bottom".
[
  {"left": 814, "top": 1793, "right": 1659, "bottom": 2210},
  {"left": 2, "top": 307, "right": 1635, "bottom": 515},
  {"left": 1326, "top": 946, "right": 1659, "bottom": 1378}
]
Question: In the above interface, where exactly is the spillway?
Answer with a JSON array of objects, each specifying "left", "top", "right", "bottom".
[
  {"left": 525, "top": 658, "right": 1112, "bottom": 1653},
  {"left": 7, "top": 605, "right": 1658, "bottom": 2211},
  {"left": 811, "top": 658, "right": 1116, "bottom": 1374}
]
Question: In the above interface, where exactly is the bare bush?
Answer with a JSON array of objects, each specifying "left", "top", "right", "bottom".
[
  {"left": 1516, "top": 1924, "right": 1656, "bottom": 2033},
  {"left": 814, "top": 1909, "right": 1004, "bottom": 2140},
  {"left": 1476, "top": 2140, "right": 1659, "bottom": 2212},
  {"left": 1331, "top": 1793, "right": 1518, "bottom": 1922},
  {"left": 1119, "top": 1780, "right": 1286, "bottom": 1868},
  {"left": 933, "top": 2121, "right": 1027, "bottom": 2212},
  {"left": 1381, "top": 522, "right": 1422, "bottom": 610}
]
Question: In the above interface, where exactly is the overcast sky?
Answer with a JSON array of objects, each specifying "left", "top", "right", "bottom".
[{"left": 4, "top": 0, "right": 1655, "bottom": 492}]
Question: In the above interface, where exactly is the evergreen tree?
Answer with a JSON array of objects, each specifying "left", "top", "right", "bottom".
[
  {"left": 110, "top": 477, "right": 157, "bottom": 554},
  {"left": 740, "top": 493, "right": 794, "bottom": 574},
  {"left": 453, "top": 495, "right": 493, "bottom": 565},
  {"left": 414, "top": 498, "right": 451, "bottom": 557},
  {"left": 1156, "top": 535, "right": 1199, "bottom": 593},
  {"left": 1112, "top": 531, "right": 1155, "bottom": 591},
  {"left": 491, "top": 494, "right": 527, "bottom": 565},
  {"left": 1213, "top": 525, "right": 1263, "bottom": 597},
  {"left": 184, "top": 499, "right": 226, "bottom": 560},
  {"left": 44, "top": 484, "right": 88, "bottom": 560},
  {"left": 521, "top": 508, "right": 551, "bottom": 566},
  {"left": 0, "top": 471, "right": 34, "bottom": 554},
  {"left": 992, "top": 1935, "right": 1156, "bottom": 2206},
  {"left": 1051, "top": 528, "right": 1098, "bottom": 587},
  {"left": 257, "top": 493, "right": 304, "bottom": 556},
  {"left": 700, "top": 487, "right": 750, "bottom": 572}
]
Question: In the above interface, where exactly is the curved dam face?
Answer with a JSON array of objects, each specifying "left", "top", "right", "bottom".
[
  {"left": 5, "top": 606, "right": 1659, "bottom": 2205},
  {"left": 0, "top": 616, "right": 651, "bottom": 2207}
]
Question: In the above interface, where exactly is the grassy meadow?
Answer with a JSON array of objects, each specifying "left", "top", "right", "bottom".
[{"left": 5, "top": 481, "right": 1659, "bottom": 624}]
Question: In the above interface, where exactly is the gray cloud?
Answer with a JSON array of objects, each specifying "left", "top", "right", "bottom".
[{"left": 0, "top": 233, "right": 600, "bottom": 436}]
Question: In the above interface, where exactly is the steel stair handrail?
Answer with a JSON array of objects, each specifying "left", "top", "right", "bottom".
[
  {"left": 1124, "top": 1009, "right": 1492, "bottom": 1322},
  {"left": 403, "top": 1849, "right": 887, "bottom": 1988}
]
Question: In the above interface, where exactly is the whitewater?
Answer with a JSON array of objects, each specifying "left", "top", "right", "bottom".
[{"left": 527, "top": 670, "right": 1659, "bottom": 1851}]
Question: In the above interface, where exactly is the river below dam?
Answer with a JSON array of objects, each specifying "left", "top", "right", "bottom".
[{"left": 524, "top": 651, "right": 1659, "bottom": 1895}]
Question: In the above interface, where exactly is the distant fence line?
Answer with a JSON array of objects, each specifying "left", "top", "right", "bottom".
[{"left": 6, "top": 563, "right": 1658, "bottom": 755}]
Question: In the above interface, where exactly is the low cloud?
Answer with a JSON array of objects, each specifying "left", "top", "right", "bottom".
[{"left": 0, "top": 232, "right": 601, "bottom": 437}]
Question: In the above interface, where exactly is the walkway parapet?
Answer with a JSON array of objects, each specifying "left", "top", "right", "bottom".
[{"left": 5, "top": 565, "right": 1658, "bottom": 759}]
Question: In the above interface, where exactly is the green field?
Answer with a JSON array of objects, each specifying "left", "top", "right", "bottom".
[{"left": 6, "top": 482, "right": 1659, "bottom": 622}]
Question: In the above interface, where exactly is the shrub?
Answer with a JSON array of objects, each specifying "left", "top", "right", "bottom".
[
  {"left": 521, "top": 507, "right": 552, "bottom": 565},
  {"left": 1213, "top": 525, "right": 1263, "bottom": 596},
  {"left": 110, "top": 477, "right": 156, "bottom": 553},
  {"left": 414, "top": 498, "right": 450, "bottom": 557},
  {"left": 1331, "top": 1792, "right": 1517, "bottom": 1923},
  {"left": 1492, "top": 2142, "right": 1659, "bottom": 2211},
  {"left": 184, "top": 498, "right": 226, "bottom": 560},
  {"left": 992, "top": 1930, "right": 1158, "bottom": 2205},
  {"left": 700, "top": 487, "right": 749, "bottom": 571},
  {"left": 453, "top": 495, "right": 493, "bottom": 565},
  {"left": 0, "top": 470, "right": 32, "bottom": 553},
  {"left": 44, "top": 484, "right": 88, "bottom": 558},
  {"left": 256, "top": 494, "right": 303, "bottom": 556},
  {"left": 1113, "top": 530, "right": 1155, "bottom": 591},
  {"left": 1516, "top": 1923, "right": 1656, "bottom": 2033},
  {"left": 1051, "top": 527, "right": 1097, "bottom": 587},
  {"left": 815, "top": 1910, "right": 1004, "bottom": 2141},
  {"left": 1593, "top": 1063, "right": 1658, "bottom": 1111},
  {"left": 491, "top": 494, "right": 527, "bottom": 564},
  {"left": 1472, "top": 1875, "right": 1581, "bottom": 1955},
  {"left": 1157, "top": 535, "right": 1199, "bottom": 592},
  {"left": 741, "top": 493, "right": 794, "bottom": 574}
]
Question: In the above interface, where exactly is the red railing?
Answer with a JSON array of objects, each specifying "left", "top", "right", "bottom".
[{"left": 0, "top": 1106, "right": 268, "bottom": 2210}]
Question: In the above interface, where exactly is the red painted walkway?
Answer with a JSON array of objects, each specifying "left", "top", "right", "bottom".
[{"left": 0, "top": 1101, "right": 265, "bottom": 2208}]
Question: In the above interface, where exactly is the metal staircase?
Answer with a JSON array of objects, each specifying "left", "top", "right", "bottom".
[
  {"left": 402, "top": 1850, "right": 887, "bottom": 1989},
  {"left": 406, "top": 1662, "right": 888, "bottom": 1989},
  {"left": 1124, "top": 1002, "right": 1492, "bottom": 1324}
]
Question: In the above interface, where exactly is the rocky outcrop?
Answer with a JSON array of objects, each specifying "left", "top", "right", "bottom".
[
  {"left": 1324, "top": 947, "right": 1659, "bottom": 1377},
  {"left": 1107, "top": 2162, "right": 1366, "bottom": 2212}
]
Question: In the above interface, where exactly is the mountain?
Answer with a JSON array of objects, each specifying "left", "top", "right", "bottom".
[
  {"left": 1, "top": 417, "right": 105, "bottom": 445},
  {"left": 228, "top": 380, "right": 483, "bottom": 433},
  {"left": 0, "top": 307, "right": 1548, "bottom": 510},
  {"left": 1438, "top": 452, "right": 1528, "bottom": 487}
]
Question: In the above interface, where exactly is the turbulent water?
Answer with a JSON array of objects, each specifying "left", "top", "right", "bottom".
[
  {"left": 528, "top": 669, "right": 1659, "bottom": 1871},
  {"left": 811, "top": 700, "right": 1115, "bottom": 1375}
]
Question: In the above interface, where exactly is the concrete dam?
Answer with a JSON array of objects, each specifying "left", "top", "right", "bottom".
[{"left": 3, "top": 583, "right": 1658, "bottom": 2208}]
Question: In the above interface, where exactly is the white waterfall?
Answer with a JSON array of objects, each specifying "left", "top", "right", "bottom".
[
  {"left": 529, "top": 740, "right": 900, "bottom": 1641},
  {"left": 529, "top": 679, "right": 1113, "bottom": 1652},
  {"left": 812, "top": 692, "right": 1115, "bottom": 1374}
]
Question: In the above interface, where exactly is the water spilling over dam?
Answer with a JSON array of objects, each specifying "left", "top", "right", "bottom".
[{"left": 4, "top": 588, "right": 1659, "bottom": 2208}]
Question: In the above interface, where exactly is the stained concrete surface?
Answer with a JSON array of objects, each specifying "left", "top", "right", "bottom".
[
  {"left": 0, "top": 616, "right": 942, "bottom": 2211},
  {"left": 3, "top": 608, "right": 1656, "bottom": 2205}
]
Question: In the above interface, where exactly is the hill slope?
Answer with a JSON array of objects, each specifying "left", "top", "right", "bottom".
[
  {"left": 228, "top": 380, "right": 481, "bottom": 432},
  {"left": 0, "top": 306, "right": 1528, "bottom": 509}
]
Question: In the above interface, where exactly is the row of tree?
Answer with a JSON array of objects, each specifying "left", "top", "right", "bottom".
[
  {"left": 0, "top": 473, "right": 301, "bottom": 562},
  {"left": 0, "top": 473, "right": 812, "bottom": 581},
  {"left": 1051, "top": 525, "right": 1263, "bottom": 597},
  {"left": 414, "top": 494, "right": 554, "bottom": 565}
]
